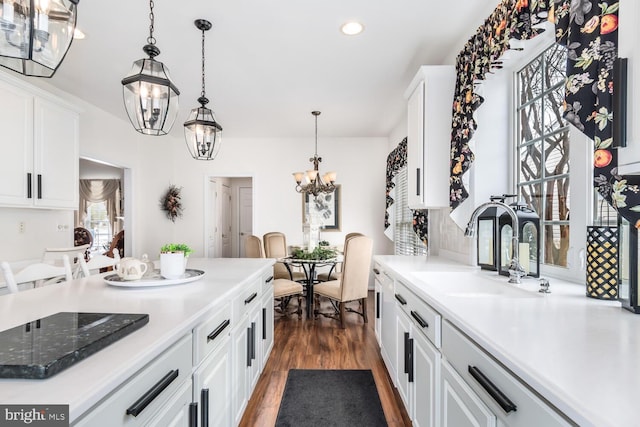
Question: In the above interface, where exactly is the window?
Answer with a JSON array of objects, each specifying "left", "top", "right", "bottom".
[
  {"left": 516, "top": 43, "right": 570, "bottom": 268},
  {"left": 394, "top": 167, "right": 427, "bottom": 255},
  {"left": 84, "top": 201, "right": 112, "bottom": 253}
]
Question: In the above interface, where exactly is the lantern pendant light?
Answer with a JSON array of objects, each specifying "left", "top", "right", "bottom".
[
  {"left": 0, "top": 0, "right": 80, "bottom": 77},
  {"left": 121, "top": 0, "right": 179, "bottom": 136},
  {"left": 184, "top": 19, "right": 222, "bottom": 160}
]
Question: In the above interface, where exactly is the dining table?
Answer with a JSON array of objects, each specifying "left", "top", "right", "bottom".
[{"left": 279, "top": 256, "right": 339, "bottom": 318}]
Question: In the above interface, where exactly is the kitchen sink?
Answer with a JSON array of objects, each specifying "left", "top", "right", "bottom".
[{"left": 409, "top": 271, "right": 543, "bottom": 299}]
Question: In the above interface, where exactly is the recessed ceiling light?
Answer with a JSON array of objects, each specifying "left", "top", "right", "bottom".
[
  {"left": 340, "top": 21, "right": 364, "bottom": 36},
  {"left": 73, "top": 28, "right": 86, "bottom": 40}
]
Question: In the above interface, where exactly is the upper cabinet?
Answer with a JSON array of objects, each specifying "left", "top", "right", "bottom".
[
  {"left": 0, "top": 73, "right": 79, "bottom": 209},
  {"left": 405, "top": 66, "right": 455, "bottom": 209}
]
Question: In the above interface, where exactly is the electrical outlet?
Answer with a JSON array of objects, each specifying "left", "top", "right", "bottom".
[
  {"left": 18, "top": 222, "right": 25, "bottom": 233},
  {"left": 57, "top": 224, "right": 69, "bottom": 232}
]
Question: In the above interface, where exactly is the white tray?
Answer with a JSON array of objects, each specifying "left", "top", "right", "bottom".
[{"left": 104, "top": 269, "right": 205, "bottom": 288}]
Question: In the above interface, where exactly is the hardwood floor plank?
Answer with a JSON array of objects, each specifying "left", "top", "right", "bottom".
[{"left": 239, "top": 291, "right": 412, "bottom": 426}]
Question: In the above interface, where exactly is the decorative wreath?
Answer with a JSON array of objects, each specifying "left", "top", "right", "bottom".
[{"left": 160, "top": 185, "right": 183, "bottom": 223}]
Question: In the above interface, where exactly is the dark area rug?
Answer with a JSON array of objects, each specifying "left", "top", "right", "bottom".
[{"left": 275, "top": 369, "right": 387, "bottom": 427}]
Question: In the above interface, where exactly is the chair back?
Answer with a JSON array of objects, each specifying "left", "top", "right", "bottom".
[
  {"left": 244, "top": 235, "right": 265, "bottom": 258},
  {"left": 76, "top": 249, "right": 121, "bottom": 278},
  {"left": 263, "top": 232, "right": 291, "bottom": 280},
  {"left": 339, "top": 235, "right": 373, "bottom": 302},
  {"left": 1, "top": 255, "right": 73, "bottom": 294},
  {"left": 43, "top": 244, "right": 90, "bottom": 265}
]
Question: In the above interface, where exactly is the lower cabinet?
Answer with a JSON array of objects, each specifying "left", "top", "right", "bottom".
[
  {"left": 261, "top": 285, "right": 275, "bottom": 368},
  {"left": 193, "top": 335, "right": 232, "bottom": 427},
  {"left": 373, "top": 266, "right": 382, "bottom": 346},
  {"left": 146, "top": 380, "right": 194, "bottom": 427},
  {"left": 441, "top": 360, "right": 496, "bottom": 427}
]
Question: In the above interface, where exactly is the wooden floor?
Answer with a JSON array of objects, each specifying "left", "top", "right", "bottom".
[{"left": 239, "top": 291, "right": 412, "bottom": 427}]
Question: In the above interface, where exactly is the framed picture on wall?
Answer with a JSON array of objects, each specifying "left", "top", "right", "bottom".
[{"left": 302, "top": 185, "right": 341, "bottom": 231}]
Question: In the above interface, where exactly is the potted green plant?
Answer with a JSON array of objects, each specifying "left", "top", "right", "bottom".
[{"left": 160, "top": 243, "right": 193, "bottom": 279}]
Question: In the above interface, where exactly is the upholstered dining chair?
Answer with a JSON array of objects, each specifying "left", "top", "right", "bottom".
[
  {"left": 273, "top": 278, "right": 304, "bottom": 318},
  {"left": 244, "top": 235, "right": 265, "bottom": 258},
  {"left": 313, "top": 235, "right": 373, "bottom": 328},
  {"left": 1, "top": 255, "right": 73, "bottom": 294},
  {"left": 317, "top": 232, "right": 363, "bottom": 282},
  {"left": 263, "top": 232, "right": 306, "bottom": 282}
]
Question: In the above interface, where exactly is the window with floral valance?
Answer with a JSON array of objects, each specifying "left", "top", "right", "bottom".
[{"left": 449, "top": 1, "right": 635, "bottom": 226}]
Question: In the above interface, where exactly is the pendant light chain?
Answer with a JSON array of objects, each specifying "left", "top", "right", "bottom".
[
  {"left": 201, "top": 27, "right": 206, "bottom": 99},
  {"left": 147, "top": 0, "right": 156, "bottom": 46}
]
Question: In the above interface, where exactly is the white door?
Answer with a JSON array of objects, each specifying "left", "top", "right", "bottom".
[
  {"left": 208, "top": 179, "right": 218, "bottom": 258},
  {"left": 238, "top": 186, "right": 253, "bottom": 257},
  {"left": 221, "top": 184, "right": 232, "bottom": 257}
]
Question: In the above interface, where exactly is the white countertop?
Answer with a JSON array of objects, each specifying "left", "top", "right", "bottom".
[
  {"left": 375, "top": 255, "right": 638, "bottom": 427},
  {"left": 0, "top": 257, "right": 274, "bottom": 422}
]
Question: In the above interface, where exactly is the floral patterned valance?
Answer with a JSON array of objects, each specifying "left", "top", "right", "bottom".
[
  {"left": 385, "top": 138, "right": 429, "bottom": 246},
  {"left": 450, "top": 1, "right": 638, "bottom": 226}
]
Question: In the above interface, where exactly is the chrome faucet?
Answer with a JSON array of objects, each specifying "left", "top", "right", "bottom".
[{"left": 465, "top": 200, "right": 526, "bottom": 284}]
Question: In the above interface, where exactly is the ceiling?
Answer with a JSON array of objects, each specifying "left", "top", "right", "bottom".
[{"left": 49, "top": 0, "right": 499, "bottom": 139}]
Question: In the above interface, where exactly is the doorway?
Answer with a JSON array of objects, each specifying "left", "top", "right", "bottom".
[{"left": 205, "top": 176, "right": 253, "bottom": 258}]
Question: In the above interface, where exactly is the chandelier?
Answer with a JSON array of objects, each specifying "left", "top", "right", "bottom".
[
  {"left": 0, "top": 0, "right": 79, "bottom": 77},
  {"left": 121, "top": 0, "right": 179, "bottom": 136},
  {"left": 184, "top": 19, "right": 222, "bottom": 160},
  {"left": 293, "top": 111, "right": 336, "bottom": 197}
]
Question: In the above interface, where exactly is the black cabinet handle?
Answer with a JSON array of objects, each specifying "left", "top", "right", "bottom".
[
  {"left": 189, "top": 402, "right": 198, "bottom": 427},
  {"left": 126, "top": 369, "right": 179, "bottom": 417},
  {"left": 403, "top": 332, "right": 410, "bottom": 374},
  {"left": 411, "top": 311, "right": 428, "bottom": 329},
  {"left": 251, "top": 322, "right": 256, "bottom": 360},
  {"left": 408, "top": 338, "right": 414, "bottom": 383},
  {"left": 373, "top": 268, "right": 380, "bottom": 275},
  {"left": 468, "top": 365, "right": 517, "bottom": 413},
  {"left": 246, "top": 327, "right": 252, "bottom": 367},
  {"left": 376, "top": 292, "right": 380, "bottom": 319},
  {"left": 266, "top": 275, "right": 274, "bottom": 283},
  {"left": 37, "top": 174, "right": 42, "bottom": 199},
  {"left": 395, "top": 294, "right": 407, "bottom": 305},
  {"left": 207, "top": 319, "right": 230, "bottom": 342},
  {"left": 262, "top": 308, "right": 267, "bottom": 340},
  {"left": 244, "top": 292, "right": 258, "bottom": 305},
  {"left": 201, "top": 389, "right": 209, "bottom": 427},
  {"left": 27, "top": 173, "right": 32, "bottom": 198},
  {"left": 416, "top": 168, "right": 421, "bottom": 196}
]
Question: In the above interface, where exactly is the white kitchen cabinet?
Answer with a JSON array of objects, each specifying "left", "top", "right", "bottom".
[
  {"left": 442, "top": 321, "right": 571, "bottom": 427},
  {"left": 146, "top": 380, "right": 194, "bottom": 427},
  {"left": 193, "top": 336, "right": 232, "bottom": 427},
  {"left": 373, "top": 263, "right": 383, "bottom": 346},
  {"left": 73, "top": 335, "right": 193, "bottom": 427},
  {"left": 379, "top": 269, "right": 397, "bottom": 381},
  {"left": 441, "top": 360, "right": 496, "bottom": 427},
  {"left": 404, "top": 66, "right": 456, "bottom": 209},
  {"left": 261, "top": 283, "right": 275, "bottom": 369},
  {"left": 0, "top": 72, "right": 79, "bottom": 209}
]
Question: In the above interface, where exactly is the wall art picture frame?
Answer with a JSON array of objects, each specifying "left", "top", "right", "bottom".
[{"left": 302, "top": 185, "right": 341, "bottom": 231}]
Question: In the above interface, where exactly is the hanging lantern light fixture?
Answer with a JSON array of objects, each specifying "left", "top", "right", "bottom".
[
  {"left": 293, "top": 111, "right": 337, "bottom": 197},
  {"left": 0, "top": 0, "right": 79, "bottom": 77},
  {"left": 184, "top": 19, "right": 222, "bottom": 160},
  {"left": 121, "top": 0, "right": 179, "bottom": 136}
]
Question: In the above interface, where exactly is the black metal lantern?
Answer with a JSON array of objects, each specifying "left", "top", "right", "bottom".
[
  {"left": 476, "top": 205, "right": 500, "bottom": 271},
  {"left": 0, "top": 0, "right": 79, "bottom": 77},
  {"left": 121, "top": 0, "right": 179, "bottom": 136},
  {"left": 618, "top": 217, "right": 639, "bottom": 312},
  {"left": 184, "top": 19, "right": 222, "bottom": 160},
  {"left": 498, "top": 200, "right": 540, "bottom": 278}
]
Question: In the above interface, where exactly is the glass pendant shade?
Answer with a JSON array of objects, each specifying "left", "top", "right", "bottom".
[
  {"left": 0, "top": 0, "right": 79, "bottom": 77},
  {"left": 184, "top": 103, "right": 222, "bottom": 160}
]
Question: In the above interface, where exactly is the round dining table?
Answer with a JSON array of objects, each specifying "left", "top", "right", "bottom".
[{"left": 279, "top": 256, "right": 338, "bottom": 318}]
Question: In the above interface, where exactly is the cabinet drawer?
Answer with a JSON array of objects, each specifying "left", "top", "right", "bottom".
[
  {"left": 233, "top": 278, "right": 261, "bottom": 321},
  {"left": 193, "top": 303, "right": 232, "bottom": 366},
  {"left": 74, "top": 334, "right": 192, "bottom": 427},
  {"left": 395, "top": 280, "right": 441, "bottom": 348},
  {"left": 261, "top": 271, "right": 275, "bottom": 294},
  {"left": 442, "top": 321, "right": 571, "bottom": 427}
]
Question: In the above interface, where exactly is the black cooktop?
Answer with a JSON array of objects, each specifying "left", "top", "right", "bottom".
[{"left": 0, "top": 312, "right": 149, "bottom": 379}]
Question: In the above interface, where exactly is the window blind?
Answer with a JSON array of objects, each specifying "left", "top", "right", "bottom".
[{"left": 394, "top": 167, "right": 427, "bottom": 255}]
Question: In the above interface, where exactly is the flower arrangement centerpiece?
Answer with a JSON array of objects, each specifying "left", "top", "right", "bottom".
[
  {"left": 160, "top": 243, "right": 193, "bottom": 279},
  {"left": 291, "top": 246, "right": 336, "bottom": 261}
]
